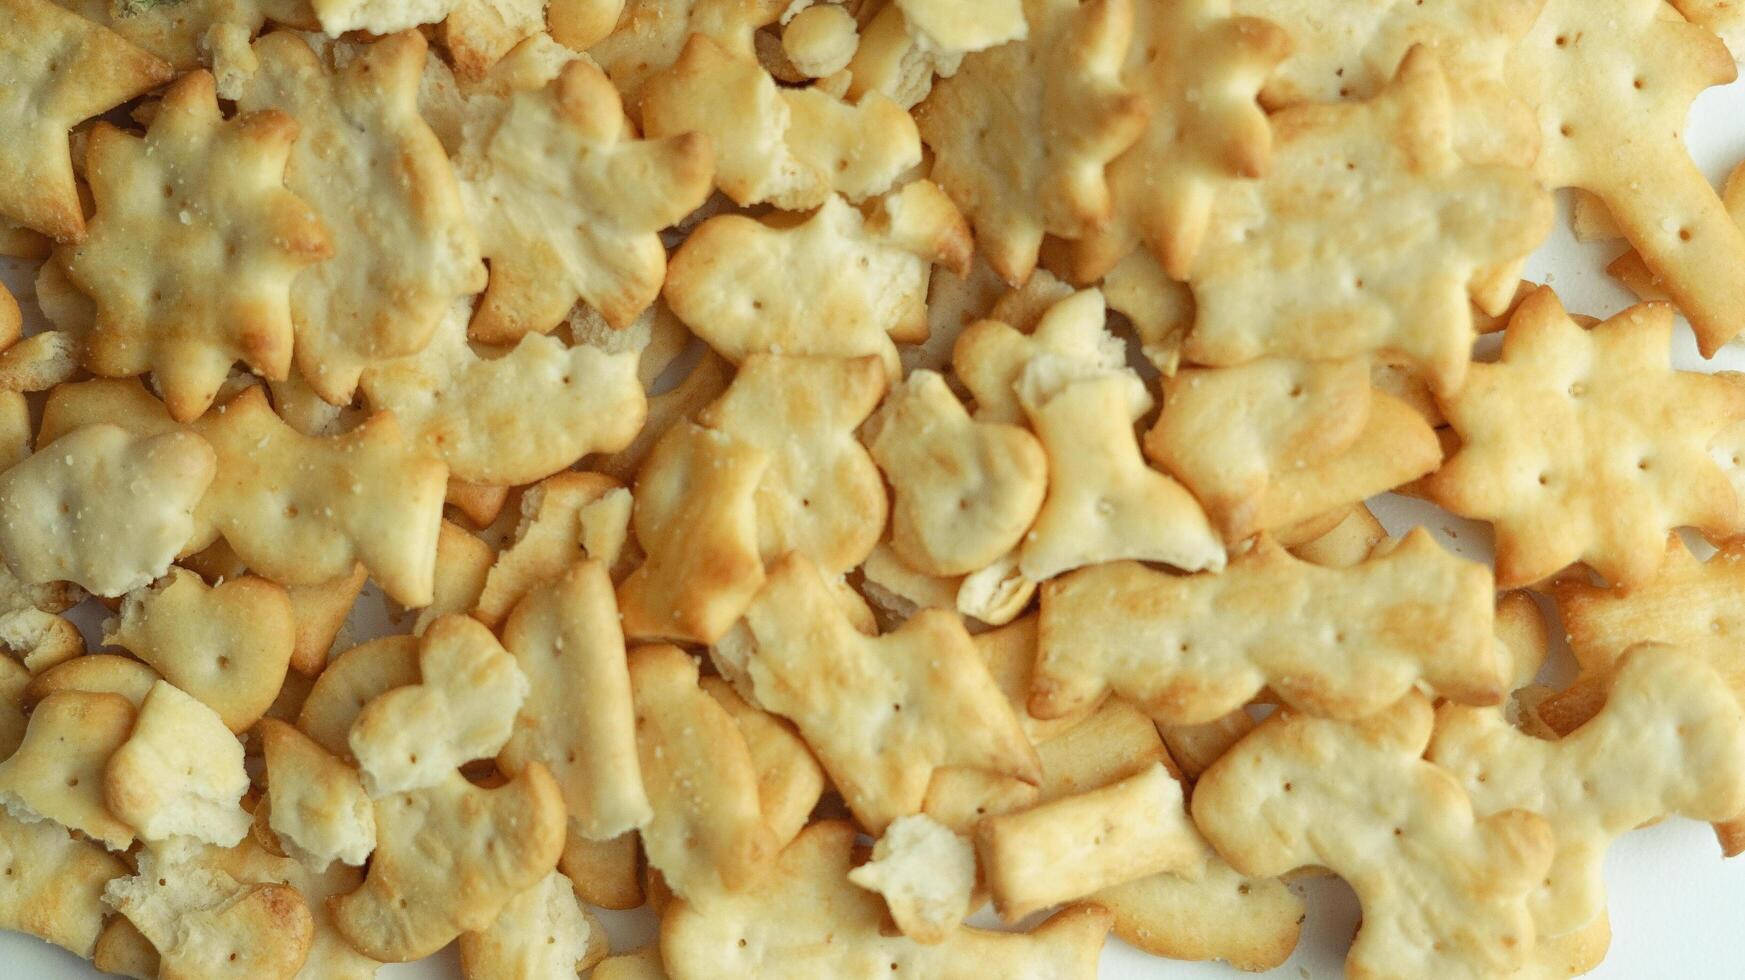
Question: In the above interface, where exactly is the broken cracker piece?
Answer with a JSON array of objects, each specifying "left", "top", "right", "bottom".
[
  {"left": 458, "top": 869, "right": 608, "bottom": 979},
  {"left": 259, "top": 718, "right": 375, "bottom": 873},
  {"left": 847, "top": 813, "right": 977, "bottom": 945},
  {"left": 105, "top": 681, "right": 252, "bottom": 847}
]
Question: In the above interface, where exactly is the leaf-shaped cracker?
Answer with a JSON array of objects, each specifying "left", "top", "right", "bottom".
[
  {"left": 739, "top": 552, "right": 1041, "bottom": 833},
  {"left": 1425, "top": 289, "right": 1745, "bottom": 589},
  {"left": 105, "top": 681, "right": 252, "bottom": 847},
  {"left": 661, "top": 821, "right": 1113, "bottom": 979},
  {"left": 236, "top": 32, "right": 485, "bottom": 404},
  {"left": 916, "top": 0, "right": 1146, "bottom": 284},
  {"left": 1033, "top": 528, "right": 1500, "bottom": 724},
  {"left": 0, "top": 808, "right": 127, "bottom": 959},
  {"left": 665, "top": 183, "right": 971, "bottom": 377},
  {"left": 0, "top": 0, "right": 172, "bottom": 241},
  {"left": 1193, "top": 695, "right": 1556, "bottom": 980},
  {"left": 1186, "top": 48, "right": 1551, "bottom": 394},
  {"left": 65, "top": 70, "right": 332, "bottom": 422},
  {"left": 0, "top": 690, "right": 136, "bottom": 850},
  {"left": 1509, "top": 0, "right": 1745, "bottom": 354},
  {"left": 455, "top": 58, "right": 713, "bottom": 342},
  {"left": 1431, "top": 646, "right": 1745, "bottom": 938}
]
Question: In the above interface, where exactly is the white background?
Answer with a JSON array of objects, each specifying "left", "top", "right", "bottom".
[{"left": 3, "top": 68, "right": 1744, "bottom": 980}]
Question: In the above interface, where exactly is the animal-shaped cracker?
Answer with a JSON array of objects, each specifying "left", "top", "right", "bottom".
[
  {"left": 1431, "top": 646, "right": 1745, "bottom": 938},
  {"left": 665, "top": 183, "right": 971, "bottom": 376},
  {"left": 661, "top": 820, "right": 1113, "bottom": 979},
  {"left": 499, "top": 562, "right": 650, "bottom": 841},
  {"left": 1193, "top": 695, "right": 1556, "bottom": 979},
  {"left": 236, "top": 31, "right": 485, "bottom": 404},
  {"left": 1034, "top": 528, "right": 1498, "bottom": 724},
  {"left": 0, "top": 0, "right": 173, "bottom": 241},
  {"left": 916, "top": 0, "right": 1145, "bottom": 284},
  {"left": 105, "top": 681, "right": 252, "bottom": 846},
  {"left": 106, "top": 568, "right": 294, "bottom": 733},
  {"left": 455, "top": 58, "right": 712, "bottom": 342},
  {"left": 458, "top": 870, "right": 608, "bottom": 979},
  {"left": 331, "top": 766, "right": 566, "bottom": 961},
  {"left": 867, "top": 370, "right": 1047, "bottom": 577},
  {"left": 199, "top": 387, "right": 447, "bottom": 606},
  {"left": 349, "top": 614, "right": 528, "bottom": 797},
  {"left": 258, "top": 719, "right": 375, "bottom": 872},
  {"left": 1186, "top": 48, "right": 1550, "bottom": 394},
  {"left": 1508, "top": 0, "right": 1745, "bottom": 354},
  {"left": 618, "top": 423, "right": 769, "bottom": 645},
  {"left": 738, "top": 552, "right": 1041, "bottom": 833},
  {"left": 0, "top": 423, "right": 215, "bottom": 598},
  {"left": 0, "top": 690, "right": 136, "bottom": 850},
  {"left": 0, "top": 809, "right": 127, "bottom": 959},
  {"left": 64, "top": 70, "right": 331, "bottom": 421},
  {"left": 1425, "top": 289, "right": 1745, "bottom": 588}
]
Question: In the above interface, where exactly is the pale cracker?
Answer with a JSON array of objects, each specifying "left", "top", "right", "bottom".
[
  {"left": 295, "top": 636, "right": 420, "bottom": 760},
  {"left": 105, "top": 681, "right": 252, "bottom": 846},
  {"left": 457, "top": 869, "right": 609, "bottom": 979},
  {"left": 473, "top": 472, "right": 628, "bottom": 627},
  {"left": 259, "top": 718, "right": 375, "bottom": 872},
  {"left": 846, "top": 813, "right": 977, "bottom": 944},
  {"left": 700, "top": 675, "right": 826, "bottom": 850}
]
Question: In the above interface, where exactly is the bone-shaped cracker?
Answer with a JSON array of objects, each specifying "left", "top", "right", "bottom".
[
  {"left": 1193, "top": 694, "right": 1556, "bottom": 979},
  {"left": 0, "top": 690, "right": 135, "bottom": 850},
  {"left": 258, "top": 718, "right": 375, "bottom": 873},
  {"left": 1431, "top": 645, "right": 1745, "bottom": 938},
  {"left": 1034, "top": 527, "right": 1499, "bottom": 723},
  {"left": 458, "top": 869, "right": 608, "bottom": 979},
  {"left": 739, "top": 551, "right": 1041, "bottom": 833},
  {"left": 65, "top": 69, "right": 331, "bottom": 421},
  {"left": 1425, "top": 288, "right": 1745, "bottom": 588},
  {"left": 105, "top": 681, "right": 252, "bottom": 847},
  {"left": 0, "top": 808, "right": 127, "bottom": 959}
]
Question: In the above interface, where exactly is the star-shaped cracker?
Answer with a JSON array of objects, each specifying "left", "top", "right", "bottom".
[
  {"left": 739, "top": 552, "right": 1041, "bottom": 833},
  {"left": 1425, "top": 288, "right": 1745, "bottom": 588},
  {"left": 1508, "top": 0, "right": 1745, "bottom": 354},
  {"left": 0, "top": 0, "right": 172, "bottom": 241},
  {"left": 916, "top": 0, "right": 1145, "bottom": 284},
  {"left": 65, "top": 70, "right": 332, "bottom": 422},
  {"left": 237, "top": 31, "right": 485, "bottom": 405},
  {"left": 1061, "top": 0, "right": 1289, "bottom": 282},
  {"left": 1186, "top": 48, "right": 1551, "bottom": 394}
]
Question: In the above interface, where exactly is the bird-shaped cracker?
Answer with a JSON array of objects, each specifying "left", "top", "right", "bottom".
[
  {"left": 1186, "top": 48, "right": 1551, "bottom": 395},
  {"left": 1425, "top": 288, "right": 1745, "bottom": 589},
  {"left": 916, "top": 0, "right": 1146, "bottom": 284},
  {"left": 1509, "top": 0, "right": 1745, "bottom": 354},
  {"left": 1193, "top": 694, "right": 1556, "bottom": 980},
  {"left": 0, "top": 0, "right": 172, "bottom": 242},
  {"left": 1431, "top": 645, "right": 1745, "bottom": 939},
  {"left": 739, "top": 552, "right": 1042, "bottom": 834},
  {"left": 65, "top": 70, "right": 332, "bottom": 422}
]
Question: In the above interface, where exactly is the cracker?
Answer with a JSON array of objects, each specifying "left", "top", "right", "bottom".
[
  {"left": 0, "top": 0, "right": 173, "bottom": 241},
  {"left": 23, "top": 654, "right": 161, "bottom": 709},
  {"left": 1675, "top": 0, "right": 1745, "bottom": 57},
  {"left": 1034, "top": 527, "right": 1498, "bottom": 723},
  {"left": 313, "top": 0, "right": 457, "bottom": 34},
  {"left": 588, "top": 0, "right": 785, "bottom": 107},
  {"left": 446, "top": 479, "right": 511, "bottom": 528},
  {"left": 783, "top": 3, "right": 858, "bottom": 77},
  {"left": 0, "top": 220, "right": 50, "bottom": 259},
  {"left": 330, "top": 766, "right": 567, "bottom": 961},
  {"left": 1425, "top": 289, "right": 1745, "bottom": 588},
  {"left": 349, "top": 614, "right": 528, "bottom": 797},
  {"left": 500, "top": 561, "right": 650, "bottom": 841},
  {"left": 844, "top": 2, "right": 965, "bottom": 110},
  {"left": 473, "top": 472, "right": 627, "bottom": 627},
  {"left": 1609, "top": 159, "right": 1745, "bottom": 304},
  {"left": 953, "top": 287, "right": 1142, "bottom": 424},
  {"left": 896, "top": 0, "right": 1026, "bottom": 54},
  {"left": 665, "top": 183, "right": 970, "bottom": 376},
  {"left": 1431, "top": 645, "right": 1745, "bottom": 938},
  {"left": 560, "top": 828, "right": 644, "bottom": 910},
  {"left": 594, "top": 947, "right": 667, "bottom": 980},
  {"left": 295, "top": 636, "right": 420, "bottom": 760},
  {"left": 442, "top": 0, "right": 549, "bottom": 80},
  {"left": 846, "top": 813, "right": 976, "bottom": 944},
  {"left": 0, "top": 690, "right": 135, "bottom": 850},
  {"left": 915, "top": 0, "right": 1146, "bottom": 284},
  {"left": 1186, "top": 48, "right": 1551, "bottom": 394},
  {"left": 459, "top": 868, "right": 608, "bottom": 978},
  {"left": 286, "top": 564, "right": 367, "bottom": 676},
  {"left": 105, "top": 681, "right": 252, "bottom": 846},
  {"left": 700, "top": 675, "right": 826, "bottom": 850},
  {"left": 258, "top": 719, "right": 375, "bottom": 873},
  {"left": 1193, "top": 694, "right": 1556, "bottom": 978},
  {"left": 64, "top": 70, "right": 331, "bottom": 421},
  {"left": 93, "top": 912, "right": 160, "bottom": 979},
  {"left": 739, "top": 551, "right": 1041, "bottom": 833},
  {"left": 105, "top": 568, "right": 295, "bottom": 733},
  {"left": 0, "top": 655, "right": 26, "bottom": 760},
  {"left": 236, "top": 31, "right": 485, "bottom": 404},
  {"left": 0, "top": 329, "right": 78, "bottom": 392}
]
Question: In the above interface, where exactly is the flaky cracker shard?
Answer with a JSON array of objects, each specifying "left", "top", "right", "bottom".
[
  {"left": 105, "top": 681, "right": 252, "bottom": 847},
  {"left": 1510, "top": 0, "right": 1745, "bottom": 354},
  {"left": 237, "top": 31, "right": 485, "bottom": 405},
  {"left": 349, "top": 614, "right": 528, "bottom": 797},
  {"left": 259, "top": 719, "right": 375, "bottom": 873},
  {"left": 0, "top": 690, "right": 136, "bottom": 851},
  {"left": 1431, "top": 645, "right": 1745, "bottom": 939},
  {"left": 739, "top": 551, "right": 1041, "bottom": 833},
  {"left": 1193, "top": 695, "right": 1555, "bottom": 980},
  {"left": 200, "top": 386, "right": 448, "bottom": 606},
  {"left": 457, "top": 58, "right": 713, "bottom": 343},
  {"left": 661, "top": 821, "right": 1112, "bottom": 979},
  {"left": 1034, "top": 527, "right": 1499, "bottom": 724},
  {"left": 665, "top": 183, "right": 971, "bottom": 377},
  {"left": 106, "top": 568, "right": 294, "bottom": 733},
  {"left": 458, "top": 870, "right": 608, "bottom": 980},
  {"left": 499, "top": 561, "right": 650, "bottom": 841},
  {"left": 331, "top": 766, "right": 566, "bottom": 962},
  {"left": 441, "top": 0, "right": 552, "bottom": 81},
  {"left": 65, "top": 70, "right": 331, "bottom": 422},
  {"left": 1187, "top": 47, "right": 1550, "bottom": 395},
  {"left": 0, "top": 0, "right": 173, "bottom": 241},
  {"left": 1425, "top": 288, "right": 1745, "bottom": 589},
  {"left": 473, "top": 471, "right": 628, "bottom": 628},
  {"left": 0, "top": 808, "right": 127, "bottom": 959},
  {"left": 0, "top": 423, "right": 215, "bottom": 598},
  {"left": 916, "top": 0, "right": 1145, "bottom": 284},
  {"left": 846, "top": 813, "right": 977, "bottom": 945}
]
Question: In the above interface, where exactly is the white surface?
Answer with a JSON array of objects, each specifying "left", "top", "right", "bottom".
[{"left": 3, "top": 66, "right": 1745, "bottom": 980}]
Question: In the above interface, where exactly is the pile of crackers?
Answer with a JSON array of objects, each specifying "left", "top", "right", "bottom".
[{"left": 2, "top": 0, "right": 1745, "bottom": 977}]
